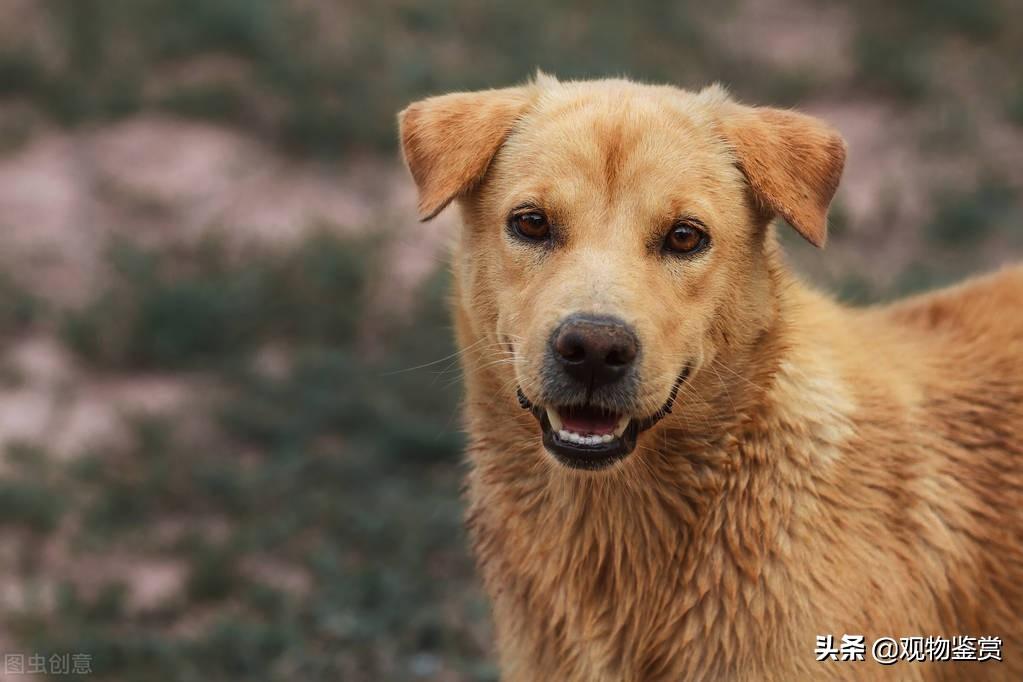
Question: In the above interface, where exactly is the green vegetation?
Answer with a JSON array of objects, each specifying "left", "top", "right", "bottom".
[
  {"left": 62, "top": 233, "right": 374, "bottom": 369},
  {"left": 0, "top": 479, "right": 64, "bottom": 533},
  {"left": 6, "top": 234, "right": 485, "bottom": 681},
  {"left": 0, "top": 0, "right": 1013, "bottom": 156},
  {"left": 926, "top": 177, "right": 1018, "bottom": 247},
  {"left": 0, "top": 272, "right": 40, "bottom": 336},
  {"left": 1007, "top": 85, "right": 1023, "bottom": 127}
]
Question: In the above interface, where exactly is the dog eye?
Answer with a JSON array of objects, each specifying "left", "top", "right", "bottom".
[
  {"left": 509, "top": 211, "right": 551, "bottom": 242},
  {"left": 663, "top": 221, "right": 709, "bottom": 255}
]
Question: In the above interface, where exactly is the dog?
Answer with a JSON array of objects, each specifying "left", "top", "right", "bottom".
[{"left": 398, "top": 73, "right": 1023, "bottom": 681}]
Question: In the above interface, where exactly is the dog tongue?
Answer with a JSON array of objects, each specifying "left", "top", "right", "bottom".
[{"left": 560, "top": 406, "right": 620, "bottom": 435}]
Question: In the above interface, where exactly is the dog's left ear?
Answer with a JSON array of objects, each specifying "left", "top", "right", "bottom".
[
  {"left": 718, "top": 105, "right": 846, "bottom": 247},
  {"left": 398, "top": 86, "right": 535, "bottom": 221}
]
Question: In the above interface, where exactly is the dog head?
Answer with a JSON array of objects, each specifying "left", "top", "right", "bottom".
[{"left": 399, "top": 75, "right": 845, "bottom": 470}]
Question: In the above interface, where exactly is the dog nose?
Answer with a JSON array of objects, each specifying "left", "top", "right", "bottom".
[{"left": 552, "top": 314, "right": 639, "bottom": 388}]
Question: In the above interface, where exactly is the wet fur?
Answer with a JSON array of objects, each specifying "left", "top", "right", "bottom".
[{"left": 399, "top": 75, "right": 1023, "bottom": 681}]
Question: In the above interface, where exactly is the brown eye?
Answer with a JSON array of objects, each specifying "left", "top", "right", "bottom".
[
  {"left": 509, "top": 211, "right": 551, "bottom": 242},
  {"left": 664, "top": 221, "right": 709, "bottom": 255}
]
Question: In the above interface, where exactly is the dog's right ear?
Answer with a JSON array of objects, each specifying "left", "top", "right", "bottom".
[{"left": 398, "top": 87, "right": 534, "bottom": 221}]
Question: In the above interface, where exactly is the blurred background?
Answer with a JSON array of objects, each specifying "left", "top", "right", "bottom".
[{"left": 0, "top": 0, "right": 1020, "bottom": 680}]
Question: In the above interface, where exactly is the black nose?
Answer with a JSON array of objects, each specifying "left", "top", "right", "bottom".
[{"left": 552, "top": 314, "right": 639, "bottom": 388}]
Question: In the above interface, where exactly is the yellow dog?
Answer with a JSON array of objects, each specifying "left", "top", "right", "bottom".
[{"left": 398, "top": 73, "right": 1023, "bottom": 681}]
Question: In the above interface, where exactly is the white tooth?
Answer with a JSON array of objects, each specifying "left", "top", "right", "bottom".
[
  {"left": 571, "top": 433, "right": 583, "bottom": 444},
  {"left": 546, "top": 408, "right": 563, "bottom": 431},
  {"left": 588, "top": 436, "right": 599, "bottom": 445},
  {"left": 558, "top": 429, "right": 570, "bottom": 441},
  {"left": 614, "top": 416, "right": 630, "bottom": 437},
  {"left": 601, "top": 434, "right": 613, "bottom": 443}
]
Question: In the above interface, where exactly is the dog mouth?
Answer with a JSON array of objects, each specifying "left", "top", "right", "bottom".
[
  {"left": 517, "top": 366, "right": 690, "bottom": 470},
  {"left": 540, "top": 404, "right": 638, "bottom": 470}
]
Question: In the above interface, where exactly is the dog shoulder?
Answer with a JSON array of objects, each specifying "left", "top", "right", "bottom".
[{"left": 879, "top": 264, "right": 1023, "bottom": 342}]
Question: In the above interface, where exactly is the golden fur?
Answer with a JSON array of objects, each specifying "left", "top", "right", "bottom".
[{"left": 398, "top": 74, "right": 1023, "bottom": 681}]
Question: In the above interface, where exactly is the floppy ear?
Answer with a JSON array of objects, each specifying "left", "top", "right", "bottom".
[
  {"left": 719, "top": 106, "right": 846, "bottom": 247},
  {"left": 398, "top": 87, "right": 534, "bottom": 221}
]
